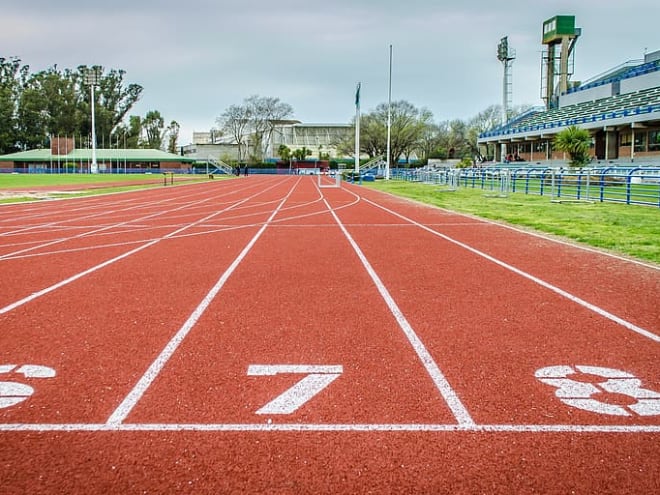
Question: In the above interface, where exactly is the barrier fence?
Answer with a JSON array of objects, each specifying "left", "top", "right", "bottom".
[{"left": 392, "top": 166, "right": 660, "bottom": 207}]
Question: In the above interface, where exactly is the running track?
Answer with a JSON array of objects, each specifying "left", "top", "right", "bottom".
[{"left": 0, "top": 175, "right": 658, "bottom": 493}]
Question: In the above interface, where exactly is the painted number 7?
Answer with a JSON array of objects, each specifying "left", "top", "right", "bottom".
[{"left": 247, "top": 364, "right": 343, "bottom": 415}]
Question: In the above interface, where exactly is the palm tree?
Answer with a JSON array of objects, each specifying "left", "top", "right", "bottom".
[{"left": 553, "top": 126, "right": 591, "bottom": 167}]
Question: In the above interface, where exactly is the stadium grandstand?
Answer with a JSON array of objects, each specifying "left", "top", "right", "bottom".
[{"left": 478, "top": 15, "right": 660, "bottom": 165}]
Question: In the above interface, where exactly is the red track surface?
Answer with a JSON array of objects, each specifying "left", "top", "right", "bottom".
[{"left": 0, "top": 176, "right": 658, "bottom": 493}]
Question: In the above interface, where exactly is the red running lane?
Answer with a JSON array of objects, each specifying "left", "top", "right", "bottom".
[
  {"left": 0, "top": 179, "right": 269, "bottom": 308},
  {"left": 353, "top": 185, "right": 660, "bottom": 333},
  {"left": 0, "top": 178, "right": 282, "bottom": 423},
  {"left": 0, "top": 176, "right": 658, "bottom": 494},
  {"left": 125, "top": 177, "right": 460, "bottom": 425},
  {"left": 330, "top": 184, "right": 659, "bottom": 426}
]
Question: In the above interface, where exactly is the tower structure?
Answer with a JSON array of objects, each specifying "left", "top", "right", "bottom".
[
  {"left": 541, "top": 15, "right": 581, "bottom": 109},
  {"left": 497, "top": 36, "right": 516, "bottom": 124}
]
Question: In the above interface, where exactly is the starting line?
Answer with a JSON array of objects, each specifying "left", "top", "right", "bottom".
[{"left": 0, "top": 422, "right": 658, "bottom": 433}]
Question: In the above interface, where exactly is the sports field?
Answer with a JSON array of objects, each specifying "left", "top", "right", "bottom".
[{"left": 0, "top": 175, "right": 658, "bottom": 493}]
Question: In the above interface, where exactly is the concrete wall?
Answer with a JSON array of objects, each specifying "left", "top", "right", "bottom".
[
  {"left": 559, "top": 84, "right": 612, "bottom": 106},
  {"left": 620, "top": 70, "right": 660, "bottom": 93}
]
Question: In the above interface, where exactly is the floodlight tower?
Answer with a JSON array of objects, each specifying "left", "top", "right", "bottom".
[
  {"left": 497, "top": 37, "right": 515, "bottom": 161},
  {"left": 85, "top": 67, "right": 101, "bottom": 174},
  {"left": 541, "top": 15, "right": 580, "bottom": 109},
  {"left": 497, "top": 36, "right": 516, "bottom": 125}
]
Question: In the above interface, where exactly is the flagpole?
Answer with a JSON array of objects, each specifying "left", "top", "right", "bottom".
[
  {"left": 386, "top": 44, "right": 392, "bottom": 180},
  {"left": 354, "top": 82, "right": 361, "bottom": 174}
]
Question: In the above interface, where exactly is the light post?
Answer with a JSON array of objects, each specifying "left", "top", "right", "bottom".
[{"left": 85, "top": 68, "right": 101, "bottom": 173}]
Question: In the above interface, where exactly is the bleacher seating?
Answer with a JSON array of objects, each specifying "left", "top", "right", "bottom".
[{"left": 480, "top": 86, "right": 660, "bottom": 139}]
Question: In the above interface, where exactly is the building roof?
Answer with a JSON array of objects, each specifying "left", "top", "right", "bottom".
[
  {"left": 479, "top": 86, "right": 660, "bottom": 143},
  {"left": 0, "top": 148, "right": 193, "bottom": 163},
  {"left": 479, "top": 48, "right": 660, "bottom": 144}
]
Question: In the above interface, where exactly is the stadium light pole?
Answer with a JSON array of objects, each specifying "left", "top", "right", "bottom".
[
  {"left": 385, "top": 44, "right": 392, "bottom": 180},
  {"left": 85, "top": 68, "right": 101, "bottom": 174},
  {"left": 354, "top": 82, "right": 361, "bottom": 174}
]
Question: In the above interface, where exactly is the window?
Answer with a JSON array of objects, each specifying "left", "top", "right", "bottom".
[
  {"left": 648, "top": 130, "right": 660, "bottom": 152},
  {"left": 634, "top": 132, "right": 647, "bottom": 152},
  {"left": 619, "top": 132, "right": 632, "bottom": 146}
]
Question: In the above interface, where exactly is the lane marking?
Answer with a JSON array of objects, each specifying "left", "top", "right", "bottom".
[
  {"left": 0, "top": 364, "right": 57, "bottom": 409},
  {"left": 0, "top": 179, "right": 265, "bottom": 258},
  {"left": 0, "top": 182, "right": 211, "bottom": 237},
  {"left": 319, "top": 195, "right": 475, "bottom": 426},
  {"left": 0, "top": 181, "right": 284, "bottom": 316},
  {"left": 536, "top": 365, "right": 660, "bottom": 417},
  {"left": 247, "top": 365, "right": 343, "bottom": 415},
  {"left": 361, "top": 197, "right": 660, "bottom": 343},
  {"left": 106, "top": 178, "right": 301, "bottom": 425},
  {"left": 0, "top": 422, "right": 658, "bottom": 433}
]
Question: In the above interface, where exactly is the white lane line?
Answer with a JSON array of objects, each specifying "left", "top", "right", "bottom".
[
  {"left": 106, "top": 178, "right": 300, "bottom": 425},
  {"left": 320, "top": 196, "right": 475, "bottom": 426},
  {"left": 363, "top": 197, "right": 660, "bottom": 344},
  {"left": 0, "top": 187, "right": 195, "bottom": 237},
  {"left": 0, "top": 178, "right": 265, "bottom": 254},
  {"left": 0, "top": 192, "right": 221, "bottom": 260},
  {"left": 0, "top": 422, "right": 658, "bottom": 433},
  {"left": 0, "top": 181, "right": 284, "bottom": 316}
]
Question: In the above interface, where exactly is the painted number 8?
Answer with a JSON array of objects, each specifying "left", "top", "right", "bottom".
[{"left": 535, "top": 365, "right": 660, "bottom": 416}]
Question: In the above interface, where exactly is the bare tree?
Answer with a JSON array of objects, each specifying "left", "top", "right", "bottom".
[
  {"left": 359, "top": 100, "right": 433, "bottom": 165},
  {"left": 244, "top": 95, "right": 293, "bottom": 161},
  {"left": 217, "top": 96, "right": 293, "bottom": 162},
  {"left": 217, "top": 103, "right": 251, "bottom": 163}
]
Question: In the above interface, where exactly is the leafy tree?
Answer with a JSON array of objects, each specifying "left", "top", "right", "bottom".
[
  {"left": 416, "top": 123, "right": 444, "bottom": 162},
  {"left": 16, "top": 67, "right": 82, "bottom": 149},
  {"left": 0, "top": 57, "right": 29, "bottom": 153},
  {"left": 277, "top": 144, "right": 292, "bottom": 161},
  {"left": 114, "top": 115, "right": 142, "bottom": 149},
  {"left": 142, "top": 110, "right": 165, "bottom": 149},
  {"left": 357, "top": 100, "right": 433, "bottom": 165},
  {"left": 554, "top": 125, "right": 592, "bottom": 166},
  {"left": 165, "top": 120, "right": 180, "bottom": 153},
  {"left": 292, "top": 147, "right": 311, "bottom": 160},
  {"left": 77, "top": 66, "right": 143, "bottom": 140},
  {"left": 0, "top": 59, "right": 146, "bottom": 152}
]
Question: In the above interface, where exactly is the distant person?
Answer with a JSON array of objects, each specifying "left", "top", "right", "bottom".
[{"left": 243, "top": 164, "right": 248, "bottom": 176}]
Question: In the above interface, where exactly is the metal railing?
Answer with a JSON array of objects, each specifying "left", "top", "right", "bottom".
[{"left": 391, "top": 166, "right": 660, "bottom": 207}]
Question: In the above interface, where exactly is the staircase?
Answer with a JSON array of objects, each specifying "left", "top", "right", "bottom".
[
  {"left": 207, "top": 156, "right": 234, "bottom": 175},
  {"left": 359, "top": 156, "right": 387, "bottom": 175}
]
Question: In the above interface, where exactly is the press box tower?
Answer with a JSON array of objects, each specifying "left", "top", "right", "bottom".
[{"left": 541, "top": 15, "right": 581, "bottom": 109}]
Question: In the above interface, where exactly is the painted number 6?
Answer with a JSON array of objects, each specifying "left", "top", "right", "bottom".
[{"left": 535, "top": 365, "right": 660, "bottom": 416}]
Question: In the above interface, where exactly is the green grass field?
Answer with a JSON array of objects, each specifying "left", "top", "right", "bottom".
[{"left": 366, "top": 180, "right": 660, "bottom": 265}]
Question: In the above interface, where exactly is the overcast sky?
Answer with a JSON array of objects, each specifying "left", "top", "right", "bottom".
[{"left": 3, "top": 0, "right": 659, "bottom": 144}]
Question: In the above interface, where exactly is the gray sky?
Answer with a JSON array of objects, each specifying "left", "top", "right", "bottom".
[{"left": 3, "top": 0, "right": 659, "bottom": 144}]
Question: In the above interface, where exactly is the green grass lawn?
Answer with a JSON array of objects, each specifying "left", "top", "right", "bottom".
[{"left": 365, "top": 180, "right": 660, "bottom": 265}]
